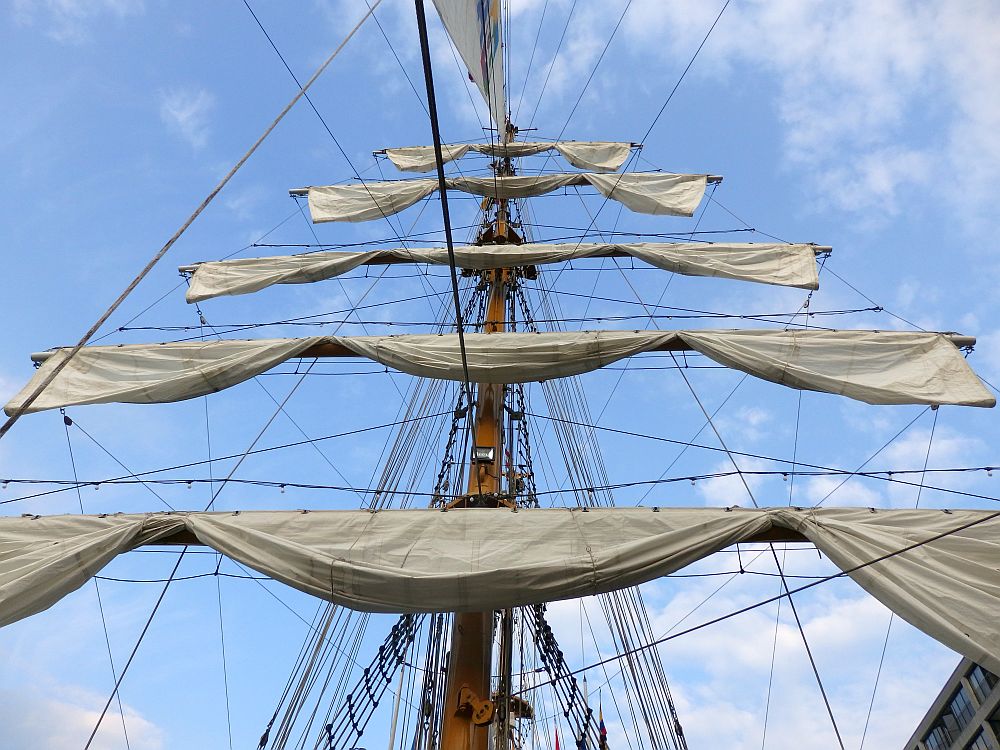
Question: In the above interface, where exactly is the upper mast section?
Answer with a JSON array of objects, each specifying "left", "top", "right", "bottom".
[{"left": 477, "top": 118, "right": 524, "bottom": 245}]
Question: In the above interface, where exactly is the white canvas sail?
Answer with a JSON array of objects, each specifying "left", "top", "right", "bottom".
[
  {"left": 7, "top": 330, "right": 993, "bottom": 415},
  {"left": 181, "top": 242, "right": 824, "bottom": 303},
  {"left": 383, "top": 141, "right": 633, "bottom": 172},
  {"left": 431, "top": 0, "right": 506, "bottom": 125},
  {"left": 303, "top": 173, "right": 710, "bottom": 222},
  {"left": 2, "top": 507, "right": 998, "bottom": 675},
  {"left": 306, "top": 178, "right": 438, "bottom": 223}
]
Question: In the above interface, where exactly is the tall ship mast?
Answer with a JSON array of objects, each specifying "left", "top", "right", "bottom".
[{"left": 2, "top": 3, "right": 999, "bottom": 749}]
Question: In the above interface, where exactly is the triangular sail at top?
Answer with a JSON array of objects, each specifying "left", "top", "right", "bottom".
[
  {"left": 3, "top": 507, "right": 999, "bottom": 675},
  {"left": 7, "top": 330, "right": 994, "bottom": 415},
  {"left": 383, "top": 141, "right": 634, "bottom": 173},
  {"left": 299, "top": 172, "right": 714, "bottom": 223},
  {"left": 181, "top": 242, "right": 826, "bottom": 302},
  {"left": 431, "top": 0, "right": 505, "bottom": 125}
]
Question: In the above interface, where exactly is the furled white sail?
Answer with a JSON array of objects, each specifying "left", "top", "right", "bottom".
[
  {"left": 5, "top": 338, "right": 326, "bottom": 414},
  {"left": 383, "top": 144, "right": 477, "bottom": 172},
  {"left": 383, "top": 141, "right": 633, "bottom": 173},
  {"left": 552, "top": 141, "right": 633, "bottom": 172},
  {"left": 431, "top": 0, "right": 505, "bottom": 125},
  {"left": 307, "top": 179, "right": 438, "bottom": 223},
  {"left": 304, "top": 173, "right": 709, "bottom": 222},
  {"left": 7, "top": 330, "right": 993, "bottom": 415},
  {"left": 2, "top": 507, "right": 998, "bottom": 674},
  {"left": 585, "top": 173, "right": 708, "bottom": 216},
  {"left": 182, "top": 242, "right": 823, "bottom": 303},
  {"left": 448, "top": 173, "right": 583, "bottom": 199}
]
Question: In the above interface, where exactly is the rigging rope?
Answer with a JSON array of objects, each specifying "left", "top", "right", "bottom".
[
  {"left": 524, "top": 0, "right": 578, "bottom": 132},
  {"left": 200, "top": 370, "right": 234, "bottom": 750},
  {"left": 62, "top": 415, "right": 132, "bottom": 750},
  {"left": 83, "top": 550, "right": 187, "bottom": 750},
  {"left": 531, "top": 0, "right": 635, "bottom": 176},
  {"left": 513, "top": 0, "right": 550, "bottom": 122}
]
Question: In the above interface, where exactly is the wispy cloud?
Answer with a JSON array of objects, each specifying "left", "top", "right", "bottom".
[
  {"left": 0, "top": 685, "right": 163, "bottom": 749},
  {"left": 545, "top": 573, "right": 957, "bottom": 748},
  {"left": 158, "top": 87, "right": 215, "bottom": 149},
  {"left": 621, "top": 0, "right": 1000, "bottom": 230},
  {"left": 12, "top": 0, "right": 143, "bottom": 43}
]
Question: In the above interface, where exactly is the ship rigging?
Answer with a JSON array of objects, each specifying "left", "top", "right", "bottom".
[{"left": 1, "top": 2, "right": 999, "bottom": 750}]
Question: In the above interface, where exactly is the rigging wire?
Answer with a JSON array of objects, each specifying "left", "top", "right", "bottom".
[
  {"left": 66, "top": 417, "right": 177, "bottom": 511},
  {"left": 83, "top": 550, "right": 187, "bottom": 750},
  {"left": 199, "top": 354, "right": 234, "bottom": 750},
  {"left": 758, "top": 575, "right": 783, "bottom": 750},
  {"left": 638, "top": 0, "right": 731, "bottom": 146},
  {"left": 216, "top": 565, "right": 235, "bottom": 750},
  {"left": 362, "top": 0, "right": 428, "bottom": 114},
  {"left": 823, "top": 266, "right": 927, "bottom": 332},
  {"left": 0, "top": 411, "right": 453, "bottom": 506},
  {"left": 524, "top": 0, "right": 578, "bottom": 131},
  {"left": 512, "top": 0, "right": 550, "bottom": 122},
  {"left": 532, "top": 0, "right": 635, "bottom": 176},
  {"left": 111, "top": 304, "right": 883, "bottom": 335},
  {"left": 813, "top": 408, "right": 931, "bottom": 507},
  {"left": 9, "top": 447, "right": 999, "bottom": 508},
  {"left": 858, "top": 407, "right": 940, "bottom": 750},
  {"left": 93, "top": 207, "right": 304, "bottom": 344},
  {"left": 0, "top": 1, "right": 384, "bottom": 441},
  {"left": 242, "top": 0, "right": 419, "bottom": 252},
  {"left": 62, "top": 415, "right": 132, "bottom": 750},
  {"left": 9, "top": 463, "right": 998, "bottom": 496}
]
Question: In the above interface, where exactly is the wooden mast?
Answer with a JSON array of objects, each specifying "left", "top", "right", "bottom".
[{"left": 439, "top": 122, "right": 521, "bottom": 750}]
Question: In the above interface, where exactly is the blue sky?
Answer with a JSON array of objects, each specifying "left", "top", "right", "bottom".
[{"left": 2, "top": 1, "right": 1000, "bottom": 748}]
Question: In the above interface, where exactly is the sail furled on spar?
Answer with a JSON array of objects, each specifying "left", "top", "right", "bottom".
[
  {"left": 6, "top": 330, "right": 994, "bottom": 415},
  {"left": 295, "top": 172, "right": 716, "bottom": 222},
  {"left": 3, "top": 507, "right": 999, "bottom": 674},
  {"left": 180, "top": 242, "right": 826, "bottom": 302},
  {"left": 381, "top": 141, "right": 635, "bottom": 172},
  {"left": 431, "top": 0, "right": 505, "bottom": 125}
]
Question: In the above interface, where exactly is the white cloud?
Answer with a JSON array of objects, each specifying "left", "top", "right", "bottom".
[
  {"left": 223, "top": 185, "right": 268, "bottom": 221},
  {"left": 696, "top": 457, "right": 770, "bottom": 506},
  {"left": 0, "top": 685, "right": 163, "bottom": 749},
  {"left": 158, "top": 88, "right": 215, "bottom": 149},
  {"left": 813, "top": 146, "right": 931, "bottom": 215},
  {"left": 620, "top": 0, "right": 1000, "bottom": 229},
  {"left": 974, "top": 330, "right": 1000, "bottom": 385},
  {"left": 802, "top": 474, "right": 883, "bottom": 508},
  {"left": 540, "top": 568, "right": 958, "bottom": 748},
  {"left": 0, "top": 370, "right": 18, "bottom": 405},
  {"left": 638, "top": 575, "right": 955, "bottom": 748},
  {"left": 715, "top": 405, "right": 773, "bottom": 443},
  {"left": 12, "top": 0, "right": 143, "bottom": 43}
]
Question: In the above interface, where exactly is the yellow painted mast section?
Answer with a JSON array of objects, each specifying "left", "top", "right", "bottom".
[{"left": 439, "top": 122, "right": 520, "bottom": 750}]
